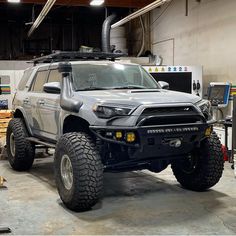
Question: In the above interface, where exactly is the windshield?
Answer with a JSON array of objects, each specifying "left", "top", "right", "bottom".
[{"left": 72, "top": 63, "right": 161, "bottom": 91}]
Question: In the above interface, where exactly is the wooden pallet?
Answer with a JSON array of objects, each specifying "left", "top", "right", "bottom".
[
  {"left": 0, "top": 119, "right": 11, "bottom": 128},
  {"left": 0, "top": 110, "right": 13, "bottom": 119},
  {"left": 0, "top": 128, "right": 7, "bottom": 132},
  {"left": 0, "top": 134, "right": 6, "bottom": 139},
  {"left": 0, "top": 110, "right": 13, "bottom": 137}
]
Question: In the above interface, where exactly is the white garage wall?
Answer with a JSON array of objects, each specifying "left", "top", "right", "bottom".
[
  {"left": 150, "top": 0, "right": 236, "bottom": 93},
  {"left": 0, "top": 61, "right": 29, "bottom": 109}
]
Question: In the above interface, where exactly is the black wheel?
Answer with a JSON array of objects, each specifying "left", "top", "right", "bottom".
[
  {"left": 171, "top": 132, "right": 224, "bottom": 191},
  {"left": 54, "top": 132, "right": 103, "bottom": 212},
  {"left": 6, "top": 118, "right": 35, "bottom": 171}
]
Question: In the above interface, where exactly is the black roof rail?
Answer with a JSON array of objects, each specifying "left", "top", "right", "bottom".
[{"left": 31, "top": 51, "right": 126, "bottom": 65}]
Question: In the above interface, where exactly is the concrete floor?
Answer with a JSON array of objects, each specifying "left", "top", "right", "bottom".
[{"left": 1, "top": 157, "right": 236, "bottom": 235}]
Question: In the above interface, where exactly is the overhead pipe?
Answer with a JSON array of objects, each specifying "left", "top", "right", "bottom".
[
  {"left": 28, "top": 0, "right": 56, "bottom": 37},
  {"left": 101, "top": 14, "right": 117, "bottom": 53},
  {"left": 111, "top": 0, "right": 171, "bottom": 29}
]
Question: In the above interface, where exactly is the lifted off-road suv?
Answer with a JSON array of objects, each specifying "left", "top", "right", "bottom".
[{"left": 7, "top": 52, "right": 224, "bottom": 212}]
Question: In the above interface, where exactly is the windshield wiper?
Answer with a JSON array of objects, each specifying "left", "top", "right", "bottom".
[
  {"left": 77, "top": 85, "right": 159, "bottom": 91},
  {"left": 77, "top": 87, "right": 111, "bottom": 91},
  {"left": 112, "top": 85, "right": 147, "bottom": 89}
]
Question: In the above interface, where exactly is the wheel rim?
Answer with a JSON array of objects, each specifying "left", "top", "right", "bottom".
[
  {"left": 60, "top": 154, "right": 73, "bottom": 190},
  {"left": 182, "top": 152, "right": 199, "bottom": 174},
  {"left": 10, "top": 133, "right": 16, "bottom": 157}
]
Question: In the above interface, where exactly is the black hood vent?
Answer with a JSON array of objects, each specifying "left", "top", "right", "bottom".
[{"left": 130, "top": 90, "right": 161, "bottom": 93}]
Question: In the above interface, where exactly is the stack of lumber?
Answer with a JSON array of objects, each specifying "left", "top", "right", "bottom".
[{"left": 0, "top": 110, "right": 13, "bottom": 138}]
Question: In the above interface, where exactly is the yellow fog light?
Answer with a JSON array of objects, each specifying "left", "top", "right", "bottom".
[
  {"left": 205, "top": 127, "right": 212, "bottom": 137},
  {"left": 115, "top": 131, "right": 123, "bottom": 139},
  {"left": 126, "top": 132, "right": 136, "bottom": 143}
]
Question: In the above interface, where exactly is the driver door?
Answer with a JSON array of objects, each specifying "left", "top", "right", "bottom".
[
  {"left": 36, "top": 69, "right": 62, "bottom": 141},
  {"left": 29, "top": 68, "right": 49, "bottom": 137}
]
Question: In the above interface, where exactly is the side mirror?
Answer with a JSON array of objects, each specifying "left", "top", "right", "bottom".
[
  {"left": 43, "top": 82, "right": 61, "bottom": 94},
  {"left": 159, "top": 81, "right": 169, "bottom": 90}
]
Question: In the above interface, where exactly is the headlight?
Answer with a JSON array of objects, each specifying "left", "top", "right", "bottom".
[
  {"left": 93, "top": 104, "right": 134, "bottom": 119},
  {"left": 196, "top": 99, "right": 213, "bottom": 120}
]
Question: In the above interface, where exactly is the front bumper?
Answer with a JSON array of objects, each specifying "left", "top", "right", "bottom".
[{"left": 90, "top": 120, "right": 215, "bottom": 159}]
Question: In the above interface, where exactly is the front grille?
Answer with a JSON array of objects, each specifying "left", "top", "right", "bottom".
[
  {"left": 137, "top": 106, "right": 203, "bottom": 126},
  {"left": 141, "top": 106, "right": 195, "bottom": 116},
  {"left": 139, "top": 116, "right": 202, "bottom": 126}
]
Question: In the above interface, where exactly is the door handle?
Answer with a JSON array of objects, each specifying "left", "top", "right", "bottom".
[
  {"left": 23, "top": 98, "right": 29, "bottom": 104},
  {"left": 38, "top": 100, "right": 45, "bottom": 105}
]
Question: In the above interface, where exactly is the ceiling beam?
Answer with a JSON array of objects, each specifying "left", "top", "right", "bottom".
[{"left": 1, "top": 0, "right": 155, "bottom": 8}]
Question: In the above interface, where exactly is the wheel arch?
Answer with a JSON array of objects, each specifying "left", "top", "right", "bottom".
[
  {"left": 13, "top": 108, "right": 33, "bottom": 136},
  {"left": 63, "top": 115, "right": 91, "bottom": 134}
]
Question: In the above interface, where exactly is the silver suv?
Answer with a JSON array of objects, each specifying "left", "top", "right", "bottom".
[{"left": 7, "top": 52, "right": 224, "bottom": 212}]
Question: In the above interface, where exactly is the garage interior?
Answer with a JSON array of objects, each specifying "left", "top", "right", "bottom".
[{"left": 1, "top": 0, "right": 236, "bottom": 235}]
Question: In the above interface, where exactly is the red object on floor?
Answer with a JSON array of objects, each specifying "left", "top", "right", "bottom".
[{"left": 222, "top": 145, "right": 228, "bottom": 162}]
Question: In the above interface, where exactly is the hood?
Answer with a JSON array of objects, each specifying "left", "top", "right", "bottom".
[{"left": 76, "top": 89, "right": 202, "bottom": 106}]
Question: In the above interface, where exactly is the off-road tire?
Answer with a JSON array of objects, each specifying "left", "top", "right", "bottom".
[
  {"left": 6, "top": 118, "right": 35, "bottom": 171},
  {"left": 54, "top": 132, "right": 103, "bottom": 212},
  {"left": 171, "top": 132, "right": 224, "bottom": 191}
]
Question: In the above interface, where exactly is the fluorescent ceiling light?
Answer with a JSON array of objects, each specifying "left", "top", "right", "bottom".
[
  {"left": 90, "top": 0, "right": 104, "bottom": 6},
  {"left": 7, "top": 0, "right": 21, "bottom": 3}
]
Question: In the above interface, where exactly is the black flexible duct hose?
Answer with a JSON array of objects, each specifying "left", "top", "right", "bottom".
[{"left": 101, "top": 14, "right": 117, "bottom": 53}]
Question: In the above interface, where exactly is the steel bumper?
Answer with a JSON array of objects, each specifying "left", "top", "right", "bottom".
[{"left": 90, "top": 120, "right": 215, "bottom": 159}]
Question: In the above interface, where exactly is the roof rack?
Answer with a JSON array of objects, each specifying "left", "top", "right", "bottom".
[{"left": 31, "top": 51, "right": 126, "bottom": 65}]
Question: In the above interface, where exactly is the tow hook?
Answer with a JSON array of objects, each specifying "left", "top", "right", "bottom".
[{"left": 162, "top": 138, "right": 182, "bottom": 148}]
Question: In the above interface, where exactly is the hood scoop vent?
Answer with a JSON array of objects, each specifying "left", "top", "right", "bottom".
[{"left": 130, "top": 90, "right": 161, "bottom": 93}]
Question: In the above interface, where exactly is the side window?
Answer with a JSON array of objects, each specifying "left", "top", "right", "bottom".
[
  {"left": 31, "top": 70, "right": 48, "bottom": 92},
  {"left": 18, "top": 69, "right": 33, "bottom": 91},
  {"left": 47, "top": 69, "right": 62, "bottom": 84}
]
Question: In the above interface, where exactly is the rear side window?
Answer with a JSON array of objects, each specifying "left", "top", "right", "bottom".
[
  {"left": 31, "top": 70, "right": 48, "bottom": 92},
  {"left": 18, "top": 69, "right": 33, "bottom": 91},
  {"left": 47, "top": 69, "right": 62, "bottom": 84}
]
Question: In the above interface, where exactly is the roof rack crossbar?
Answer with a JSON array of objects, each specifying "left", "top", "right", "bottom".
[{"left": 31, "top": 51, "right": 126, "bottom": 65}]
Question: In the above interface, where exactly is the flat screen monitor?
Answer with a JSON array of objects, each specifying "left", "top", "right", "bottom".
[{"left": 208, "top": 82, "right": 231, "bottom": 107}]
